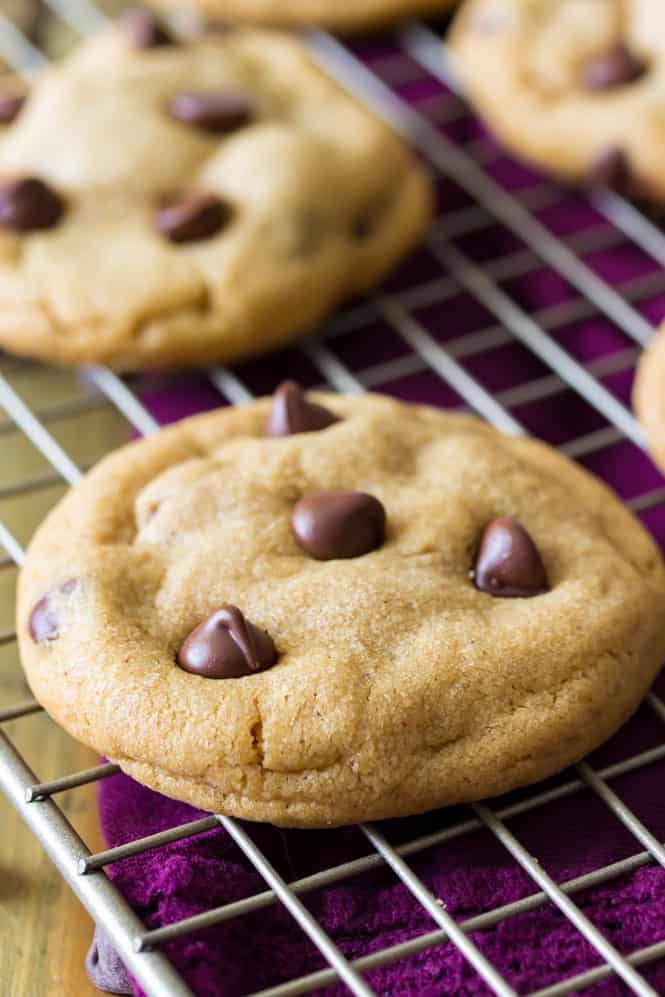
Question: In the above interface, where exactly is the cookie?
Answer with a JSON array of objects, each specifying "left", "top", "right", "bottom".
[
  {"left": 152, "top": 0, "right": 456, "bottom": 32},
  {"left": 450, "top": 0, "right": 662, "bottom": 200},
  {"left": 18, "top": 386, "right": 665, "bottom": 828},
  {"left": 0, "top": 15, "right": 431, "bottom": 371},
  {"left": 633, "top": 324, "right": 665, "bottom": 473}
]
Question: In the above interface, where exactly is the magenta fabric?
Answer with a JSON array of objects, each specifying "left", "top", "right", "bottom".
[
  {"left": 87, "top": 927, "right": 133, "bottom": 995},
  {"left": 95, "top": 719, "right": 665, "bottom": 997},
  {"left": 91, "top": 28, "right": 665, "bottom": 997}
]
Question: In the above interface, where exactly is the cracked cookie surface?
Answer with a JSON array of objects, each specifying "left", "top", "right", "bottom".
[
  {"left": 18, "top": 391, "right": 665, "bottom": 827},
  {"left": 450, "top": 0, "right": 665, "bottom": 200},
  {"left": 0, "top": 22, "right": 431, "bottom": 370}
]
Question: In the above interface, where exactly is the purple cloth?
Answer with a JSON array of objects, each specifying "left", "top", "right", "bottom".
[
  {"left": 89, "top": 32, "right": 665, "bottom": 997},
  {"left": 86, "top": 927, "right": 132, "bottom": 994},
  {"left": 94, "top": 726, "right": 665, "bottom": 997}
]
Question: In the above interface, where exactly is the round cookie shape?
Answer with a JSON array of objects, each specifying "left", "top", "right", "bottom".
[
  {"left": 0, "top": 22, "right": 431, "bottom": 371},
  {"left": 450, "top": 0, "right": 665, "bottom": 200},
  {"left": 18, "top": 391, "right": 665, "bottom": 828},
  {"left": 151, "top": 0, "right": 457, "bottom": 32}
]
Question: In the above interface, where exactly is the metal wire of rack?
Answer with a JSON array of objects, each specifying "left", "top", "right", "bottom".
[{"left": 0, "top": 3, "right": 665, "bottom": 996}]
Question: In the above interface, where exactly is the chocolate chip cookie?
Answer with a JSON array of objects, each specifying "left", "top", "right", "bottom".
[
  {"left": 18, "top": 387, "right": 665, "bottom": 827},
  {"left": 450, "top": 0, "right": 662, "bottom": 200},
  {"left": 0, "top": 15, "right": 431, "bottom": 370},
  {"left": 152, "top": 0, "right": 456, "bottom": 32}
]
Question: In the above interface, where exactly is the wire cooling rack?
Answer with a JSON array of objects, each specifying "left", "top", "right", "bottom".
[{"left": 1, "top": 3, "right": 665, "bottom": 996}]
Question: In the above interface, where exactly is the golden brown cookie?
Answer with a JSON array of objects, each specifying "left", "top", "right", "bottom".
[
  {"left": 450, "top": 0, "right": 663, "bottom": 200},
  {"left": 0, "top": 16, "right": 431, "bottom": 370},
  {"left": 18, "top": 388, "right": 665, "bottom": 827},
  {"left": 152, "top": 0, "right": 456, "bottom": 32}
]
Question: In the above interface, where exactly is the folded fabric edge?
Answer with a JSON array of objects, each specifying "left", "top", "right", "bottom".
[{"left": 86, "top": 925, "right": 133, "bottom": 996}]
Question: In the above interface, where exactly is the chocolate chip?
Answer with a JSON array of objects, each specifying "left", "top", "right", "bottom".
[
  {"left": 155, "top": 192, "right": 230, "bottom": 244},
  {"left": 266, "top": 381, "right": 339, "bottom": 438},
  {"left": 351, "top": 212, "right": 374, "bottom": 240},
  {"left": 28, "top": 578, "right": 78, "bottom": 644},
  {"left": 177, "top": 605, "right": 278, "bottom": 679},
  {"left": 473, "top": 517, "right": 548, "bottom": 598},
  {"left": 587, "top": 146, "right": 631, "bottom": 191},
  {"left": 351, "top": 196, "right": 389, "bottom": 241},
  {"left": 119, "top": 8, "right": 174, "bottom": 49},
  {"left": 586, "top": 146, "right": 650, "bottom": 200},
  {"left": 169, "top": 92, "right": 252, "bottom": 134},
  {"left": 0, "top": 177, "right": 64, "bottom": 233},
  {"left": 0, "top": 93, "right": 26, "bottom": 125},
  {"left": 292, "top": 491, "right": 386, "bottom": 561},
  {"left": 29, "top": 597, "right": 58, "bottom": 644},
  {"left": 581, "top": 43, "right": 646, "bottom": 91}
]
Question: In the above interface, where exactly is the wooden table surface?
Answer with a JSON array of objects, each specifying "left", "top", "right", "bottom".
[
  {"left": 1, "top": 726, "right": 101, "bottom": 997},
  {"left": 0, "top": 358, "right": 131, "bottom": 997},
  {"left": 0, "top": 15, "right": 147, "bottom": 991}
]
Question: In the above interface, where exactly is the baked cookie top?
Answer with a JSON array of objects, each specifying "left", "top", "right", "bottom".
[
  {"left": 18, "top": 388, "right": 665, "bottom": 827},
  {"left": 450, "top": 0, "right": 663, "bottom": 200},
  {"left": 0, "top": 14, "right": 431, "bottom": 370},
  {"left": 151, "top": 0, "right": 456, "bottom": 31}
]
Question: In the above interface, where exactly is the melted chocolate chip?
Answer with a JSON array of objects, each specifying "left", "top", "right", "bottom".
[
  {"left": 169, "top": 92, "right": 252, "bottom": 134},
  {"left": 351, "top": 196, "right": 388, "bottom": 241},
  {"left": 28, "top": 578, "right": 78, "bottom": 644},
  {"left": 351, "top": 212, "right": 374, "bottom": 240},
  {"left": 0, "top": 93, "right": 26, "bottom": 125},
  {"left": 29, "top": 597, "right": 58, "bottom": 644},
  {"left": 474, "top": 517, "right": 548, "bottom": 598},
  {"left": 292, "top": 491, "right": 386, "bottom": 561},
  {"left": 586, "top": 146, "right": 650, "bottom": 200},
  {"left": 582, "top": 42, "right": 646, "bottom": 91},
  {"left": 587, "top": 146, "right": 631, "bottom": 191},
  {"left": 119, "top": 9, "right": 174, "bottom": 49},
  {"left": 177, "top": 605, "right": 278, "bottom": 679},
  {"left": 266, "top": 381, "right": 339, "bottom": 438},
  {"left": 0, "top": 177, "right": 64, "bottom": 233},
  {"left": 155, "top": 192, "right": 230, "bottom": 243}
]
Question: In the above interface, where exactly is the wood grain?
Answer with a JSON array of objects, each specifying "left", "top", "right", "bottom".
[
  {"left": 0, "top": 15, "right": 139, "bottom": 993},
  {"left": 0, "top": 358, "right": 131, "bottom": 997},
  {"left": 0, "top": 731, "right": 101, "bottom": 997}
]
